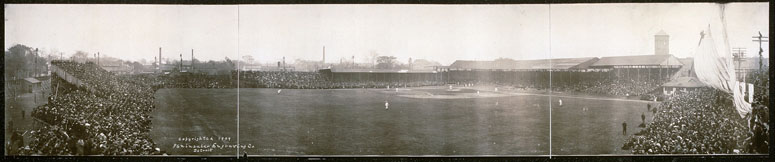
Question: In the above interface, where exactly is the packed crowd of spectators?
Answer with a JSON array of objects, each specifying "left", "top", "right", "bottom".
[
  {"left": 158, "top": 74, "right": 231, "bottom": 89},
  {"left": 744, "top": 69, "right": 769, "bottom": 153},
  {"left": 237, "top": 71, "right": 444, "bottom": 89},
  {"left": 448, "top": 71, "right": 667, "bottom": 97},
  {"left": 578, "top": 78, "right": 664, "bottom": 97},
  {"left": 238, "top": 71, "right": 324, "bottom": 89},
  {"left": 118, "top": 73, "right": 232, "bottom": 89},
  {"left": 748, "top": 103, "right": 769, "bottom": 153},
  {"left": 544, "top": 73, "right": 666, "bottom": 97},
  {"left": 17, "top": 60, "right": 162, "bottom": 155},
  {"left": 474, "top": 76, "right": 664, "bottom": 98},
  {"left": 51, "top": 61, "right": 155, "bottom": 104},
  {"left": 118, "top": 74, "right": 166, "bottom": 90},
  {"left": 623, "top": 88, "right": 753, "bottom": 154},
  {"left": 623, "top": 69, "right": 770, "bottom": 154},
  {"left": 28, "top": 90, "right": 156, "bottom": 155}
]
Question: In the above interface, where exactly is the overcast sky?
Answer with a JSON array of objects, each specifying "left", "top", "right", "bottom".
[
  {"left": 550, "top": 3, "right": 769, "bottom": 60},
  {"left": 5, "top": 3, "right": 768, "bottom": 65},
  {"left": 4, "top": 5, "right": 238, "bottom": 63}
]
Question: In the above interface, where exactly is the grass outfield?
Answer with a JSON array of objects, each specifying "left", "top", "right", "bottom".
[
  {"left": 151, "top": 89, "right": 239, "bottom": 155},
  {"left": 150, "top": 88, "right": 652, "bottom": 155},
  {"left": 549, "top": 95, "right": 653, "bottom": 155}
]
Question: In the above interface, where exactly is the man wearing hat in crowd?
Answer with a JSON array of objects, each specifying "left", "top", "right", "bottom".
[{"left": 76, "top": 138, "right": 85, "bottom": 155}]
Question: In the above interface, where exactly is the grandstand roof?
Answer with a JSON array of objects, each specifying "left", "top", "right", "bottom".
[
  {"left": 662, "top": 77, "right": 705, "bottom": 88},
  {"left": 330, "top": 68, "right": 437, "bottom": 73},
  {"left": 448, "top": 57, "right": 599, "bottom": 70},
  {"left": 677, "top": 58, "right": 694, "bottom": 66},
  {"left": 591, "top": 54, "right": 683, "bottom": 67},
  {"left": 449, "top": 60, "right": 496, "bottom": 69},
  {"left": 24, "top": 77, "right": 41, "bottom": 84},
  {"left": 522, "top": 57, "right": 600, "bottom": 70}
]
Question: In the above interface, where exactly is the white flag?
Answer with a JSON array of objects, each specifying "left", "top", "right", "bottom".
[{"left": 693, "top": 25, "right": 752, "bottom": 118}]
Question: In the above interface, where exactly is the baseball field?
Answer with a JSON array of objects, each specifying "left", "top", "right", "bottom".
[{"left": 150, "top": 87, "right": 653, "bottom": 155}]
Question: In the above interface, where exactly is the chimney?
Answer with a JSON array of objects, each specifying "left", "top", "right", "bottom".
[
  {"left": 322, "top": 46, "right": 326, "bottom": 64},
  {"left": 409, "top": 57, "right": 412, "bottom": 69},
  {"left": 35, "top": 48, "right": 38, "bottom": 77},
  {"left": 655, "top": 30, "right": 669, "bottom": 55}
]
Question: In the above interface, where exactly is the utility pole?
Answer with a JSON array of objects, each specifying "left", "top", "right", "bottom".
[
  {"left": 750, "top": 32, "right": 769, "bottom": 94},
  {"left": 732, "top": 47, "right": 746, "bottom": 82},
  {"left": 159, "top": 47, "right": 162, "bottom": 73},
  {"left": 34, "top": 48, "right": 38, "bottom": 77},
  {"left": 752, "top": 31, "right": 768, "bottom": 72}
]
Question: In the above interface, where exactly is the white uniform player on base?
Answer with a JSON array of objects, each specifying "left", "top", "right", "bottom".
[
  {"left": 558, "top": 99, "right": 563, "bottom": 107},
  {"left": 385, "top": 101, "right": 389, "bottom": 110}
]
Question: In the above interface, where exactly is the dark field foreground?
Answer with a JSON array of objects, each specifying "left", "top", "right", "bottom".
[{"left": 151, "top": 88, "right": 650, "bottom": 155}]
